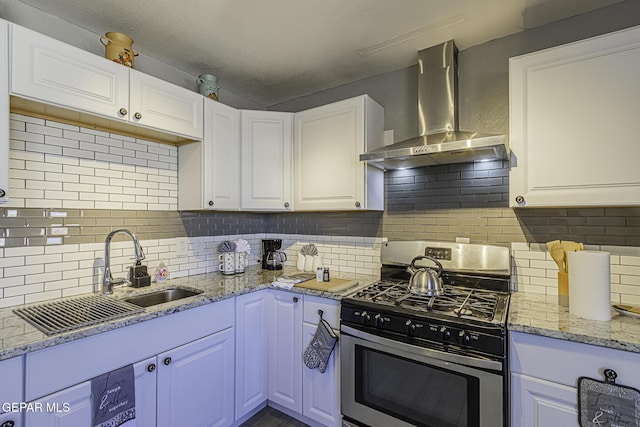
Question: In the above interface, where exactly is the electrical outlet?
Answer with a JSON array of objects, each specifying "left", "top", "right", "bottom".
[
  {"left": 193, "top": 238, "right": 204, "bottom": 254},
  {"left": 176, "top": 237, "right": 189, "bottom": 257}
]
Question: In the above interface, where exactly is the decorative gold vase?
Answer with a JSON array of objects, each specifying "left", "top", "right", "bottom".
[{"left": 100, "top": 32, "right": 139, "bottom": 68}]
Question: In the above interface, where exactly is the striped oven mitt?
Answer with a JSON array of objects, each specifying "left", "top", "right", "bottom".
[{"left": 303, "top": 317, "right": 338, "bottom": 373}]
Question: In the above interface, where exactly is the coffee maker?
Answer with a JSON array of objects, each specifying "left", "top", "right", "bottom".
[{"left": 262, "top": 239, "right": 286, "bottom": 270}]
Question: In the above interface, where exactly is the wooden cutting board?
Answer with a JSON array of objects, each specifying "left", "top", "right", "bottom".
[{"left": 294, "top": 277, "right": 358, "bottom": 293}]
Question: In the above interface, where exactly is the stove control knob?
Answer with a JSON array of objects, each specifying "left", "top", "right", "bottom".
[
  {"left": 360, "top": 311, "right": 371, "bottom": 323},
  {"left": 374, "top": 313, "right": 385, "bottom": 327},
  {"left": 406, "top": 320, "right": 416, "bottom": 335},
  {"left": 440, "top": 326, "right": 451, "bottom": 340},
  {"left": 459, "top": 331, "right": 471, "bottom": 346}
]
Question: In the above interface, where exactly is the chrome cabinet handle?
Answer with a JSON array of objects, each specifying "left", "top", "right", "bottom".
[
  {"left": 515, "top": 196, "right": 525, "bottom": 204},
  {"left": 284, "top": 202, "right": 290, "bottom": 208},
  {"left": 147, "top": 363, "right": 156, "bottom": 372},
  {"left": 119, "top": 107, "right": 128, "bottom": 116},
  {"left": 0, "top": 189, "right": 5, "bottom": 198},
  {"left": 208, "top": 200, "right": 214, "bottom": 207},
  {"left": 355, "top": 201, "right": 361, "bottom": 208},
  {"left": 163, "top": 357, "right": 172, "bottom": 365},
  {"left": 134, "top": 112, "right": 142, "bottom": 120},
  {"left": 292, "top": 296, "right": 299, "bottom": 303}
]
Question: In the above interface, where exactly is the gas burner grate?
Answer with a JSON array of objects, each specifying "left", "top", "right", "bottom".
[{"left": 349, "top": 281, "right": 502, "bottom": 322}]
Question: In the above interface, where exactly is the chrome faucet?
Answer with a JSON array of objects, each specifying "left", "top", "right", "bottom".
[{"left": 102, "top": 229, "right": 145, "bottom": 295}]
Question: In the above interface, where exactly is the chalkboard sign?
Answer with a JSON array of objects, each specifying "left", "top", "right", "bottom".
[{"left": 578, "top": 369, "right": 640, "bottom": 427}]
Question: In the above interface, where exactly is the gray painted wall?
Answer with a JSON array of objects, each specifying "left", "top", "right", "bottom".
[{"left": 0, "top": 0, "right": 264, "bottom": 110}]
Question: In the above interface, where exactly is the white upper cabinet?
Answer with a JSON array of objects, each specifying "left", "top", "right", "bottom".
[
  {"left": 509, "top": 25, "right": 640, "bottom": 207},
  {"left": 294, "top": 95, "right": 384, "bottom": 211},
  {"left": 11, "top": 24, "right": 129, "bottom": 121},
  {"left": 10, "top": 23, "right": 203, "bottom": 140},
  {"left": 129, "top": 69, "right": 203, "bottom": 139},
  {"left": 178, "top": 100, "right": 240, "bottom": 210},
  {"left": 0, "top": 19, "right": 9, "bottom": 204},
  {"left": 241, "top": 110, "right": 293, "bottom": 211}
]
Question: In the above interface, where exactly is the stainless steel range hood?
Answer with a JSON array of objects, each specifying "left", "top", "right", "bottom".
[{"left": 360, "top": 40, "right": 508, "bottom": 170}]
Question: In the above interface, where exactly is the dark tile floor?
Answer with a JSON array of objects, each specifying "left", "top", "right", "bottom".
[{"left": 239, "top": 406, "right": 310, "bottom": 427}]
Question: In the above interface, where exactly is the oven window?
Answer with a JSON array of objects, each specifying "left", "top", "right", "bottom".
[{"left": 354, "top": 345, "right": 480, "bottom": 427}]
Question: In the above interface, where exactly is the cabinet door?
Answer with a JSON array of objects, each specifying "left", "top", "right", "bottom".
[
  {"left": 157, "top": 328, "right": 235, "bottom": 427},
  {"left": 241, "top": 110, "right": 293, "bottom": 210},
  {"left": 268, "top": 290, "right": 303, "bottom": 413},
  {"left": 511, "top": 373, "right": 578, "bottom": 427},
  {"left": 302, "top": 322, "right": 340, "bottom": 427},
  {"left": 129, "top": 69, "right": 204, "bottom": 139},
  {"left": 0, "top": 411, "right": 22, "bottom": 427},
  {"left": 204, "top": 100, "right": 240, "bottom": 210},
  {"left": 0, "top": 19, "right": 9, "bottom": 204},
  {"left": 235, "top": 291, "right": 269, "bottom": 421},
  {"left": 11, "top": 24, "right": 129, "bottom": 122},
  {"left": 509, "top": 26, "right": 640, "bottom": 207},
  {"left": 24, "top": 358, "right": 156, "bottom": 427},
  {"left": 294, "top": 97, "right": 366, "bottom": 211}
]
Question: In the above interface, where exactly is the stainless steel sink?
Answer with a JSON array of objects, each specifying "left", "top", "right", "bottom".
[{"left": 123, "top": 288, "right": 203, "bottom": 307}]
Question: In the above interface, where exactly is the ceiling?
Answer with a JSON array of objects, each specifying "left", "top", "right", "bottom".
[{"left": 15, "top": 0, "right": 624, "bottom": 107}]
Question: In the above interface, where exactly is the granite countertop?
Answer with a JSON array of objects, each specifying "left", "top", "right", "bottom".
[
  {"left": 508, "top": 292, "right": 640, "bottom": 354},
  {"left": 0, "top": 265, "right": 374, "bottom": 361}
]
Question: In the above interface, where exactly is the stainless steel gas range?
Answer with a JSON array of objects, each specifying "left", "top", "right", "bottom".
[{"left": 340, "top": 240, "right": 511, "bottom": 427}]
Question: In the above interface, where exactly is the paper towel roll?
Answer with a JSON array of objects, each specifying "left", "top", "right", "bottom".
[{"left": 568, "top": 251, "right": 611, "bottom": 321}]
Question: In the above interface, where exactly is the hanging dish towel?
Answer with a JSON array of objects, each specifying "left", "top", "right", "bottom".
[
  {"left": 91, "top": 364, "right": 136, "bottom": 427},
  {"left": 303, "top": 317, "right": 338, "bottom": 373}
]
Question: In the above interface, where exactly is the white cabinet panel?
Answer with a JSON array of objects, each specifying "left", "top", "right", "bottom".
[
  {"left": 511, "top": 373, "right": 578, "bottom": 427},
  {"left": 11, "top": 24, "right": 129, "bottom": 122},
  {"left": 510, "top": 332, "right": 640, "bottom": 427},
  {"left": 509, "top": 25, "right": 640, "bottom": 207},
  {"left": 24, "top": 358, "right": 156, "bottom": 427},
  {"left": 179, "top": 100, "right": 240, "bottom": 211},
  {"left": 302, "top": 322, "right": 340, "bottom": 427},
  {"left": 129, "top": 70, "right": 203, "bottom": 139},
  {"left": 0, "top": 356, "right": 22, "bottom": 413},
  {"left": 156, "top": 328, "right": 235, "bottom": 427},
  {"left": 235, "top": 291, "right": 269, "bottom": 421},
  {"left": 241, "top": 110, "right": 293, "bottom": 210},
  {"left": 294, "top": 95, "right": 384, "bottom": 211},
  {"left": 268, "top": 290, "right": 303, "bottom": 413},
  {"left": 0, "top": 19, "right": 9, "bottom": 204},
  {"left": 0, "top": 411, "right": 22, "bottom": 427}
]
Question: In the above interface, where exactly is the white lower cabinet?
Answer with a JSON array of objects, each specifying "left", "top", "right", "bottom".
[
  {"left": 0, "top": 411, "right": 23, "bottom": 427},
  {"left": 511, "top": 373, "right": 578, "bottom": 427},
  {"left": 157, "top": 329, "right": 235, "bottom": 427},
  {"left": 235, "top": 291, "right": 269, "bottom": 422},
  {"left": 268, "top": 290, "right": 303, "bottom": 413},
  {"left": 510, "top": 331, "right": 640, "bottom": 427},
  {"left": 24, "top": 357, "right": 156, "bottom": 427},
  {"left": 302, "top": 296, "right": 340, "bottom": 427},
  {"left": 0, "top": 18, "right": 9, "bottom": 204},
  {"left": 266, "top": 291, "right": 341, "bottom": 426},
  {"left": 0, "top": 355, "right": 23, "bottom": 427}
]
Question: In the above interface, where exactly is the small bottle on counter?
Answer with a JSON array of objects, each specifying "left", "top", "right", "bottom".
[
  {"left": 316, "top": 267, "right": 323, "bottom": 282},
  {"left": 323, "top": 267, "right": 330, "bottom": 282}
]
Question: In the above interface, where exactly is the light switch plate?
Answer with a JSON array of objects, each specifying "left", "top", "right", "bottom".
[{"left": 176, "top": 237, "right": 189, "bottom": 257}]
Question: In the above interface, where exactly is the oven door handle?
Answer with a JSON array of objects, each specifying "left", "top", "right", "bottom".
[{"left": 341, "top": 325, "right": 503, "bottom": 371}]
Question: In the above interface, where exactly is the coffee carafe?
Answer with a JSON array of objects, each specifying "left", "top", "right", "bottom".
[{"left": 262, "top": 239, "right": 285, "bottom": 270}]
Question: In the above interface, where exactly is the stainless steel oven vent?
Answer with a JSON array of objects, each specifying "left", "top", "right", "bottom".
[{"left": 14, "top": 294, "right": 143, "bottom": 335}]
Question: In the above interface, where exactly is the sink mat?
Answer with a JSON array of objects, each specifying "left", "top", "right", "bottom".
[{"left": 14, "top": 294, "right": 143, "bottom": 335}]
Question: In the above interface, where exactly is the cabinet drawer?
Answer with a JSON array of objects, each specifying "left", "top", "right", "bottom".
[
  {"left": 0, "top": 356, "right": 23, "bottom": 407},
  {"left": 303, "top": 296, "right": 339, "bottom": 329},
  {"left": 510, "top": 332, "right": 640, "bottom": 388},
  {"left": 25, "top": 298, "right": 234, "bottom": 401}
]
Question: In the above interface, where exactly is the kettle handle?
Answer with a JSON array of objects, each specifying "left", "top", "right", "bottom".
[
  {"left": 409, "top": 256, "right": 443, "bottom": 276},
  {"left": 100, "top": 36, "right": 112, "bottom": 47}
]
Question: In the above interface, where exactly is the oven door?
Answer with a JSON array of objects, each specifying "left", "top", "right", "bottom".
[{"left": 341, "top": 325, "right": 504, "bottom": 427}]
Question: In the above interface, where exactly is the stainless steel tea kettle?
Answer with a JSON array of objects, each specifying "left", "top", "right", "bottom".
[{"left": 407, "top": 255, "right": 444, "bottom": 296}]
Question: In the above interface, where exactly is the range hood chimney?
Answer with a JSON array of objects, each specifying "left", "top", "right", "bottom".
[{"left": 360, "top": 40, "right": 508, "bottom": 170}]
